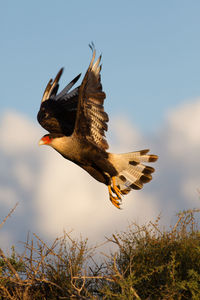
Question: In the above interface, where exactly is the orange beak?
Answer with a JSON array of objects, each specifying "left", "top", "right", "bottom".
[
  {"left": 38, "top": 138, "right": 45, "bottom": 146},
  {"left": 38, "top": 136, "right": 50, "bottom": 145}
]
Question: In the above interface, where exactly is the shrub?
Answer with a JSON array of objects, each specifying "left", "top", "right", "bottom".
[
  {"left": 100, "top": 209, "right": 200, "bottom": 299},
  {"left": 0, "top": 207, "right": 200, "bottom": 299}
]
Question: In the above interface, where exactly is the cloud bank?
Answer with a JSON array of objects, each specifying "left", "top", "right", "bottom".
[{"left": 0, "top": 100, "right": 200, "bottom": 250}]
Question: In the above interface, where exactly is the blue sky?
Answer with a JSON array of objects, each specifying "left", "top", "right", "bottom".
[{"left": 1, "top": 1, "right": 200, "bottom": 133}]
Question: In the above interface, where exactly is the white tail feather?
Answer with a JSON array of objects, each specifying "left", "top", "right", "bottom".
[{"left": 108, "top": 150, "right": 158, "bottom": 193}]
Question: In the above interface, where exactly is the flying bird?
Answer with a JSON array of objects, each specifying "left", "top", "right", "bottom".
[{"left": 37, "top": 45, "right": 158, "bottom": 209}]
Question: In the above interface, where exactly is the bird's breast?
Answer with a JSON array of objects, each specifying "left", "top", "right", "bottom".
[{"left": 50, "top": 135, "right": 82, "bottom": 161}]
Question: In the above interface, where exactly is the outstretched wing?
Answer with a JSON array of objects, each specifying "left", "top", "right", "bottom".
[
  {"left": 37, "top": 69, "right": 81, "bottom": 136},
  {"left": 74, "top": 47, "right": 109, "bottom": 151},
  {"left": 41, "top": 68, "right": 64, "bottom": 103}
]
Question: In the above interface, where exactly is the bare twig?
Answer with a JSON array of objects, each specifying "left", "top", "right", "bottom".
[
  {"left": 0, "top": 202, "right": 19, "bottom": 229},
  {"left": 0, "top": 285, "right": 14, "bottom": 300},
  {"left": 72, "top": 275, "right": 114, "bottom": 282}
]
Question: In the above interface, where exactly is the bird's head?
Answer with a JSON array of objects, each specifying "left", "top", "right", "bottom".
[{"left": 38, "top": 134, "right": 53, "bottom": 146}]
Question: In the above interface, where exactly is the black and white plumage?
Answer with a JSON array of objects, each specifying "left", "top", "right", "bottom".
[{"left": 37, "top": 46, "right": 158, "bottom": 208}]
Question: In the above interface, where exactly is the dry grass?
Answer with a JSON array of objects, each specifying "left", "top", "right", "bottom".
[{"left": 0, "top": 205, "right": 200, "bottom": 299}]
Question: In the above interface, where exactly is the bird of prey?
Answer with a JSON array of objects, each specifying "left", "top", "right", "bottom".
[{"left": 37, "top": 45, "right": 158, "bottom": 209}]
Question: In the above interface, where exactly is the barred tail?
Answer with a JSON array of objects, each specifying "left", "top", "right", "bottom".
[{"left": 109, "top": 149, "right": 158, "bottom": 196}]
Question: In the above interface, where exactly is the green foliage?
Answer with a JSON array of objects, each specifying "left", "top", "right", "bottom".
[
  {"left": 0, "top": 209, "right": 200, "bottom": 299},
  {"left": 100, "top": 209, "right": 200, "bottom": 299},
  {"left": 0, "top": 246, "right": 25, "bottom": 276}
]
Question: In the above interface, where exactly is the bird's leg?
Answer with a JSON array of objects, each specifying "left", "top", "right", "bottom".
[
  {"left": 108, "top": 185, "right": 121, "bottom": 209},
  {"left": 111, "top": 177, "right": 123, "bottom": 199},
  {"left": 108, "top": 177, "right": 124, "bottom": 209}
]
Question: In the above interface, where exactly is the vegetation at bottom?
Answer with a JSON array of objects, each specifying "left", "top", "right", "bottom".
[{"left": 0, "top": 207, "right": 200, "bottom": 299}]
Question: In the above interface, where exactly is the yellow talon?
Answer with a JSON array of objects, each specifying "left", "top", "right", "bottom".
[
  {"left": 110, "top": 195, "right": 121, "bottom": 209},
  {"left": 108, "top": 177, "right": 131, "bottom": 207},
  {"left": 108, "top": 181, "right": 122, "bottom": 209},
  {"left": 111, "top": 177, "right": 122, "bottom": 199}
]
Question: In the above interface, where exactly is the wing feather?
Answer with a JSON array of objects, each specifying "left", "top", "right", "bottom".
[
  {"left": 55, "top": 73, "right": 81, "bottom": 101},
  {"left": 74, "top": 47, "right": 109, "bottom": 151},
  {"left": 41, "top": 68, "right": 64, "bottom": 103},
  {"left": 38, "top": 69, "right": 80, "bottom": 136},
  {"left": 38, "top": 46, "right": 108, "bottom": 147}
]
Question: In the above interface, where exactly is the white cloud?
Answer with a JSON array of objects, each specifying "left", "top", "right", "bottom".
[
  {"left": 1, "top": 100, "right": 200, "bottom": 250},
  {"left": 13, "top": 162, "right": 35, "bottom": 191},
  {"left": 0, "top": 110, "right": 41, "bottom": 155},
  {"left": 181, "top": 177, "right": 200, "bottom": 205},
  {"left": 165, "top": 100, "right": 200, "bottom": 156},
  {"left": 0, "top": 187, "right": 17, "bottom": 207},
  {"left": 108, "top": 116, "right": 144, "bottom": 151}
]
